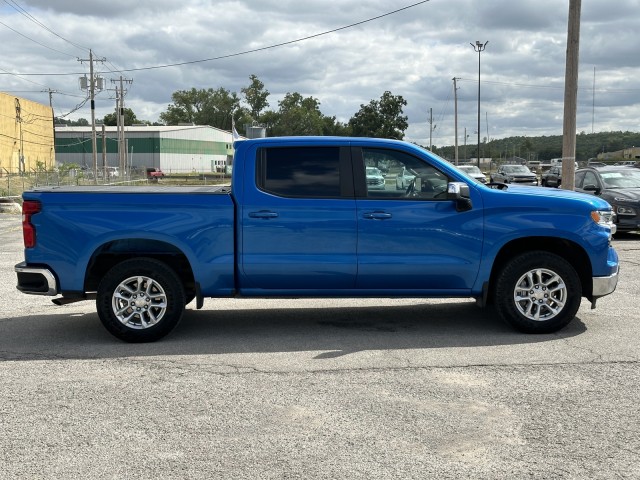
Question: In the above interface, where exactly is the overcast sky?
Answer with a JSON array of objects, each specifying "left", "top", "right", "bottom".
[{"left": 2, "top": 0, "right": 639, "bottom": 147}]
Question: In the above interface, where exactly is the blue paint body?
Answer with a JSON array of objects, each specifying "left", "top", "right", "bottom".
[{"left": 21, "top": 137, "right": 618, "bottom": 301}]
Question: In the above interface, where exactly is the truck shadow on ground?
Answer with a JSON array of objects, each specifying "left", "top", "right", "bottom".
[{"left": 0, "top": 300, "right": 587, "bottom": 361}]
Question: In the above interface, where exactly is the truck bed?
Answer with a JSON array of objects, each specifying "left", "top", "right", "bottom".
[{"left": 28, "top": 185, "right": 230, "bottom": 194}]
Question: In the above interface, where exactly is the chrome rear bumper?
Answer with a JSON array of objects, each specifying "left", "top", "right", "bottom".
[{"left": 15, "top": 262, "right": 58, "bottom": 296}]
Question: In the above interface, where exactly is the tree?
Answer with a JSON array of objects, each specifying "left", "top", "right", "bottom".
[
  {"left": 55, "top": 117, "right": 89, "bottom": 126},
  {"left": 103, "top": 108, "right": 139, "bottom": 126},
  {"left": 159, "top": 87, "right": 241, "bottom": 130},
  {"left": 322, "top": 116, "right": 351, "bottom": 136},
  {"left": 349, "top": 91, "right": 408, "bottom": 140},
  {"left": 241, "top": 74, "right": 270, "bottom": 120},
  {"left": 267, "top": 92, "right": 326, "bottom": 136}
]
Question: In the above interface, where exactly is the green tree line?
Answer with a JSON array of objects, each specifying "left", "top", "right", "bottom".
[{"left": 434, "top": 131, "right": 640, "bottom": 163}]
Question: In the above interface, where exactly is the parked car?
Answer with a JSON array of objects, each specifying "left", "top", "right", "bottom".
[
  {"left": 365, "top": 166, "right": 386, "bottom": 190},
  {"left": 491, "top": 165, "right": 538, "bottom": 186},
  {"left": 146, "top": 167, "right": 165, "bottom": 182},
  {"left": 541, "top": 165, "right": 563, "bottom": 187},
  {"left": 97, "top": 166, "right": 119, "bottom": 179},
  {"left": 457, "top": 165, "right": 487, "bottom": 184},
  {"left": 575, "top": 166, "right": 640, "bottom": 233},
  {"left": 395, "top": 166, "right": 416, "bottom": 190}
]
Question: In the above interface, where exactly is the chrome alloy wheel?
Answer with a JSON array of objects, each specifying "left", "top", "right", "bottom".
[
  {"left": 513, "top": 268, "right": 567, "bottom": 321},
  {"left": 111, "top": 275, "right": 167, "bottom": 329}
]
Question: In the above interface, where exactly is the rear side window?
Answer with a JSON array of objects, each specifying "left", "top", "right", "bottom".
[{"left": 256, "top": 147, "right": 341, "bottom": 198}]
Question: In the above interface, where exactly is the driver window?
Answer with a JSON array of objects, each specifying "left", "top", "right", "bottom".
[
  {"left": 583, "top": 171, "right": 599, "bottom": 189},
  {"left": 362, "top": 148, "right": 449, "bottom": 200}
]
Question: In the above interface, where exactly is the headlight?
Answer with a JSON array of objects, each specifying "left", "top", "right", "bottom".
[
  {"left": 591, "top": 210, "right": 616, "bottom": 237},
  {"left": 616, "top": 205, "right": 637, "bottom": 216}
]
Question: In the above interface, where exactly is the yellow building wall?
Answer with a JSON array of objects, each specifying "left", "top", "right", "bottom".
[{"left": 0, "top": 92, "right": 54, "bottom": 174}]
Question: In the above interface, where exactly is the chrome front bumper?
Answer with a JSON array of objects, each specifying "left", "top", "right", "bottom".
[
  {"left": 15, "top": 262, "right": 58, "bottom": 296},
  {"left": 592, "top": 266, "right": 619, "bottom": 299}
]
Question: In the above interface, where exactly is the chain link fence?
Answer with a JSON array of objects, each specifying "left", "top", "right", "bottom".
[{"left": 1, "top": 169, "right": 231, "bottom": 199}]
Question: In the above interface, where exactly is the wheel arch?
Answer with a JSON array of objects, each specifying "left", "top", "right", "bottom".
[
  {"left": 84, "top": 239, "right": 196, "bottom": 297},
  {"left": 487, "top": 236, "right": 593, "bottom": 303}
]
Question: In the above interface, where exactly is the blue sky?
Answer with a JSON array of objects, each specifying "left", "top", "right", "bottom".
[{"left": 1, "top": 0, "right": 639, "bottom": 147}]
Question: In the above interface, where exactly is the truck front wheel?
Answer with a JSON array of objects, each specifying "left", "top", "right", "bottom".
[
  {"left": 97, "top": 258, "right": 186, "bottom": 342},
  {"left": 494, "top": 251, "right": 582, "bottom": 333}
]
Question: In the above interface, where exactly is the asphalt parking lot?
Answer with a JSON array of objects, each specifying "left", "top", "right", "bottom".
[{"left": 1, "top": 212, "right": 639, "bottom": 479}]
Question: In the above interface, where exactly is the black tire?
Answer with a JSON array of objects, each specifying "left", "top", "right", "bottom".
[
  {"left": 494, "top": 251, "right": 582, "bottom": 333},
  {"left": 97, "top": 258, "right": 186, "bottom": 342}
]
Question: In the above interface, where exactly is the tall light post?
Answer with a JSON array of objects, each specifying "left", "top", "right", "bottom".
[{"left": 470, "top": 40, "right": 488, "bottom": 168}]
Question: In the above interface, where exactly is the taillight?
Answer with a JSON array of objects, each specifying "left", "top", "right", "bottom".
[{"left": 22, "top": 200, "right": 41, "bottom": 248}]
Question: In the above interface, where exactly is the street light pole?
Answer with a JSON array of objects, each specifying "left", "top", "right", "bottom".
[{"left": 470, "top": 40, "right": 488, "bottom": 168}]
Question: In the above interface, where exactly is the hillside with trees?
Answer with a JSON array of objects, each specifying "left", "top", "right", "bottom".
[{"left": 432, "top": 131, "right": 640, "bottom": 163}]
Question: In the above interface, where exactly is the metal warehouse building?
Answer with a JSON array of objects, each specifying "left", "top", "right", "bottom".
[{"left": 55, "top": 124, "right": 235, "bottom": 173}]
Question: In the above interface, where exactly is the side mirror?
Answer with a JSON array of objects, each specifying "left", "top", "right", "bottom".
[
  {"left": 447, "top": 182, "right": 472, "bottom": 212},
  {"left": 583, "top": 184, "right": 601, "bottom": 195}
]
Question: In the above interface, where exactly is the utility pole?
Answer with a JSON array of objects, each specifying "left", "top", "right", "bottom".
[
  {"left": 561, "top": 0, "right": 581, "bottom": 191},
  {"left": 42, "top": 88, "right": 58, "bottom": 170},
  {"left": 102, "top": 123, "right": 107, "bottom": 179},
  {"left": 453, "top": 77, "right": 460, "bottom": 165},
  {"left": 471, "top": 41, "right": 488, "bottom": 168},
  {"left": 428, "top": 107, "right": 436, "bottom": 151},
  {"left": 464, "top": 127, "right": 467, "bottom": 161},
  {"left": 78, "top": 49, "right": 105, "bottom": 182},
  {"left": 42, "top": 88, "right": 57, "bottom": 108},
  {"left": 592, "top": 66, "right": 596, "bottom": 134},
  {"left": 110, "top": 76, "right": 133, "bottom": 180}
]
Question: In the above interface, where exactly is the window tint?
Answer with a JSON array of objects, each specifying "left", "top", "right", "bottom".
[
  {"left": 575, "top": 171, "right": 586, "bottom": 188},
  {"left": 257, "top": 147, "right": 341, "bottom": 197},
  {"left": 583, "top": 171, "right": 599, "bottom": 188},
  {"left": 362, "top": 148, "right": 449, "bottom": 200}
]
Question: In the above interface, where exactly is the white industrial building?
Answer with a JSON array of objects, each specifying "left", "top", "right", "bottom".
[{"left": 54, "top": 124, "right": 237, "bottom": 173}]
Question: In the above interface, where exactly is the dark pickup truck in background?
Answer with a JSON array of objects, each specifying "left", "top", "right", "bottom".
[{"left": 541, "top": 165, "right": 563, "bottom": 187}]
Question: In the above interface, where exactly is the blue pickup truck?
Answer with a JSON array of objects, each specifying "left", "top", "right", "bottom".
[{"left": 15, "top": 137, "right": 619, "bottom": 342}]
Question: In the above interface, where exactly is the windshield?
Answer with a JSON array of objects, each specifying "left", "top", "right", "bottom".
[
  {"left": 503, "top": 165, "right": 532, "bottom": 174},
  {"left": 601, "top": 170, "right": 640, "bottom": 188},
  {"left": 366, "top": 167, "right": 382, "bottom": 176},
  {"left": 459, "top": 166, "right": 482, "bottom": 175}
]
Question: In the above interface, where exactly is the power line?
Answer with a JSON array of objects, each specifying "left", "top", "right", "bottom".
[
  {"left": 0, "top": 64, "right": 51, "bottom": 88},
  {"left": 3, "top": 0, "right": 88, "bottom": 52},
  {"left": 0, "top": 19, "right": 77, "bottom": 57},
  {"left": 458, "top": 77, "right": 640, "bottom": 93},
  {"left": 0, "top": 0, "right": 431, "bottom": 77}
]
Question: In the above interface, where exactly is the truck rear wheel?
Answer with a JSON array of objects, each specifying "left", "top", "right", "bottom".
[
  {"left": 494, "top": 251, "right": 582, "bottom": 333},
  {"left": 97, "top": 258, "right": 185, "bottom": 342}
]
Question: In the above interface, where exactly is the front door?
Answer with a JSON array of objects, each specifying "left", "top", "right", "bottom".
[{"left": 355, "top": 147, "right": 484, "bottom": 292}]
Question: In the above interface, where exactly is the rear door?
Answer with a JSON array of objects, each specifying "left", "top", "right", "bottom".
[
  {"left": 353, "top": 146, "right": 484, "bottom": 292},
  {"left": 239, "top": 144, "right": 357, "bottom": 292}
]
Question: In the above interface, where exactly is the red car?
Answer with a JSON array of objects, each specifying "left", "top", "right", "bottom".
[{"left": 146, "top": 168, "right": 165, "bottom": 181}]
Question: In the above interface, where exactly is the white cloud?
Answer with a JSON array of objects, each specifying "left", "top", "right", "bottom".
[{"left": 1, "top": 0, "right": 638, "bottom": 146}]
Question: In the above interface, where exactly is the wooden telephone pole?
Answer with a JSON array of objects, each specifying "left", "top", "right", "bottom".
[
  {"left": 453, "top": 77, "right": 460, "bottom": 165},
  {"left": 561, "top": 0, "right": 581, "bottom": 190}
]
